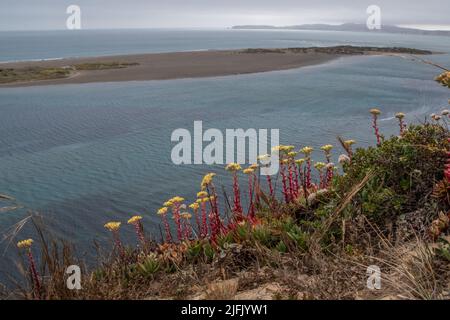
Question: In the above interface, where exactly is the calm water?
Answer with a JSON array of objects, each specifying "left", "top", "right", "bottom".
[{"left": 0, "top": 29, "right": 449, "bottom": 281}]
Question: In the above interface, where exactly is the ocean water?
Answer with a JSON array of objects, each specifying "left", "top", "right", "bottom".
[{"left": 0, "top": 29, "right": 449, "bottom": 282}]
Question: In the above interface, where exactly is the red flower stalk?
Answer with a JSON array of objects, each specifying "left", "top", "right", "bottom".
[
  {"left": 305, "top": 158, "right": 312, "bottom": 189},
  {"left": 287, "top": 161, "right": 295, "bottom": 200},
  {"left": 243, "top": 169, "right": 255, "bottom": 219},
  {"left": 280, "top": 161, "right": 290, "bottom": 203},
  {"left": 370, "top": 108, "right": 382, "bottom": 145},
  {"left": 161, "top": 214, "right": 172, "bottom": 243},
  {"left": 172, "top": 204, "right": 183, "bottom": 242},
  {"left": 27, "top": 249, "right": 41, "bottom": 298},
  {"left": 208, "top": 184, "right": 223, "bottom": 233},
  {"left": 196, "top": 197, "right": 209, "bottom": 238},
  {"left": 17, "top": 239, "right": 41, "bottom": 299},
  {"left": 232, "top": 172, "right": 243, "bottom": 214},
  {"left": 266, "top": 175, "right": 274, "bottom": 198},
  {"left": 104, "top": 222, "right": 125, "bottom": 257},
  {"left": 396, "top": 113, "right": 406, "bottom": 136},
  {"left": 128, "top": 216, "right": 146, "bottom": 248}
]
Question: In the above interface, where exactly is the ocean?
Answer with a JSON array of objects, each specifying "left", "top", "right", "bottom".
[{"left": 0, "top": 29, "right": 449, "bottom": 282}]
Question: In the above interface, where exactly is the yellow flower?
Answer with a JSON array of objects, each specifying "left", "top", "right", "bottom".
[
  {"left": 180, "top": 212, "right": 192, "bottom": 219},
  {"left": 284, "top": 145, "right": 295, "bottom": 152},
  {"left": 300, "top": 146, "right": 314, "bottom": 156},
  {"left": 344, "top": 139, "right": 356, "bottom": 147},
  {"left": 243, "top": 168, "right": 254, "bottom": 174},
  {"left": 395, "top": 112, "right": 405, "bottom": 119},
  {"left": 225, "top": 163, "right": 242, "bottom": 172},
  {"left": 287, "top": 151, "right": 298, "bottom": 158},
  {"left": 281, "top": 159, "right": 290, "bottom": 165},
  {"left": 157, "top": 207, "right": 168, "bottom": 215},
  {"left": 201, "top": 173, "right": 216, "bottom": 190},
  {"left": 17, "top": 239, "right": 33, "bottom": 249},
  {"left": 370, "top": 108, "right": 381, "bottom": 115},
  {"left": 249, "top": 163, "right": 259, "bottom": 170},
  {"left": 197, "top": 191, "right": 208, "bottom": 198},
  {"left": 104, "top": 222, "right": 121, "bottom": 232},
  {"left": 168, "top": 196, "right": 185, "bottom": 204},
  {"left": 320, "top": 144, "right": 333, "bottom": 153},
  {"left": 314, "top": 162, "right": 326, "bottom": 170},
  {"left": 257, "top": 154, "right": 269, "bottom": 161},
  {"left": 163, "top": 200, "right": 174, "bottom": 207},
  {"left": 127, "top": 215, "right": 143, "bottom": 224},
  {"left": 295, "top": 158, "right": 305, "bottom": 165},
  {"left": 189, "top": 202, "right": 199, "bottom": 210}
]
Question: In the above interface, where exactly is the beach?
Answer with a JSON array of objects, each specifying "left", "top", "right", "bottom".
[{"left": 0, "top": 46, "right": 432, "bottom": 87}]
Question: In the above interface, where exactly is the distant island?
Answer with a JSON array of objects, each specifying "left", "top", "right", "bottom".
[
  {"left": 0, "top": 46, "right": 433, "bottom": 87},
  {"left": 232, "top": 23, "right": 450, "bottom": 36}
]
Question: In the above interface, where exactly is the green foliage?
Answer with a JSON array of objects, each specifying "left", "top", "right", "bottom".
[
  {"left": 203, "top": 242, "right": 215, "bottom": 261},
  {"left": 252, "top": 225, "right": 275, "bottom": 247},
  {"left": 136, "top": 254, "right": 160, "bottom": 278},
  {"left": 336, "top": 124, "right": 447, "bottom": 220}
]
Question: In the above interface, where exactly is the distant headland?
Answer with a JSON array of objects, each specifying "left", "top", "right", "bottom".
[{"left": 232, "top": 23, "right": 450, "bottom": 37}]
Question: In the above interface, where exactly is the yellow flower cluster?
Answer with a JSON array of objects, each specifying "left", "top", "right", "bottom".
[
  {"left": 344, "top": 140, "right": 356, "bottom": 147},
  {"left": 201, "top": 173, "right": 216, "bottom": 190},
  {"left": 300, "top": 146, "right": 314, "bottom": 156},
  {"left": 104, "top": 222, "right": 121, "bottom": 231},
  {"left": 189, "top": 202, "right": 199, "bottom": 210},
  {"left": 370, "top": 108, "right": 381, "bottom": 115},
  {"left": 243, "top": 168, "right": 255, "bottom": 175},
  {"left": 157, "top": 207, "right": 168, "bottom": 215},
  {"left": 197, "top": 191, "right": 208, "bottom": 198},
  {"left": 295, "top": 158, "right": 305, "bottom": 165},
  {"left": 164, "top": 196, "right": 185, "bottom": 207},
  {"left": 314, "top": 162, "right": 326, "bottom": 170},
  {"left": 180, "top": 212, "right": 192, "bottom": 219},
  {"left": 17, "top": 238, "right": 33, "bottom": 249},
  {"left": 127, "top": 215, "right": 143, "bottom": 224},
  {"left": 395, "top": 112, "right": 405, "bottom": 119},
  {"left": 272, "top": 145, "right": 294, "bottom": 153},
  {"left": 225, "top": 163, "right": 242, "bottom": 171},
  {"left": 320, "top": 145, "right": 333, "bottom": 153}
]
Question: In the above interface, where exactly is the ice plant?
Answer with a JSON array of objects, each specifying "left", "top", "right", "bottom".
[
  {"left": 287, "top": 151, "right": 298, "bottom": 199},
  {"left": 300, "top": 146, "right": 314, "bottom": 190},
  {"left": 258, "top": 154, "right": 274, "bottom": 198},
  {"left": 243, "top": 167, "right": 256, "bottom": 219},
  {"left": 17, "top": 239, "right": 41, "bottom": 298},
  {"left": 201, "top": 173, "right": 221, "bottom": 233},
  {"left": 167, "top": 196, "right": 185, "bottom": 242},
  {"left": 197, "top": 191, "right": 209, "bottom": 237},
  {"left": 295, "top": 158, "right": 305, "bottom": 192},
  {"left": 104, "top": 221, "right": 125, "bottom": 257},
  {"left": 395, "top": 112, "right": 406, "bottom": 135},
  {"left": 127, "top": 215, "right": 146, "bottom": 247},
  {"left": 226, "top": 162, "right": 243, "bottom": 215},
  {"left": 180, "top": 212, "right": 193, "bottom": 240},
  {"left": 189, "top": 202, "right": 201, "bottom": 236},
  {"left": 157, "top": 207, "right": 172, "bottom": 243},
  {"left": 314, "top": 162, "right": 326, "bottom": 189},
  {"left": 370, "top": 108, "right": 382, "bottom": 145},
  {"left": 280, "top": 158, "right": 291, "bottom": 203},
  {"left": 321, "top": 145, "right": 333, "bottom": 188}
]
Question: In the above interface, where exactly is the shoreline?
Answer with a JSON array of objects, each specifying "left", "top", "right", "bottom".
[{"left": 0, "top": 46, "right": 434, "bottom": 87}]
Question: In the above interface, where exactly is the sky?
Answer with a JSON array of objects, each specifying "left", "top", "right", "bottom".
[{"left": 0, "top": 0, "right": 449, "bottom": 31}]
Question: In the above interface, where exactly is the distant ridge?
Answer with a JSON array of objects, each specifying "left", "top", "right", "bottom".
[{"left": 232, "top": 23, "right": 450, "bottom": 36}]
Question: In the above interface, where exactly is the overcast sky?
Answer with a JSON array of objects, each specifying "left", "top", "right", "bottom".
[{"left": 1, "top": 0, "right": 449, "bottom": 31}]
